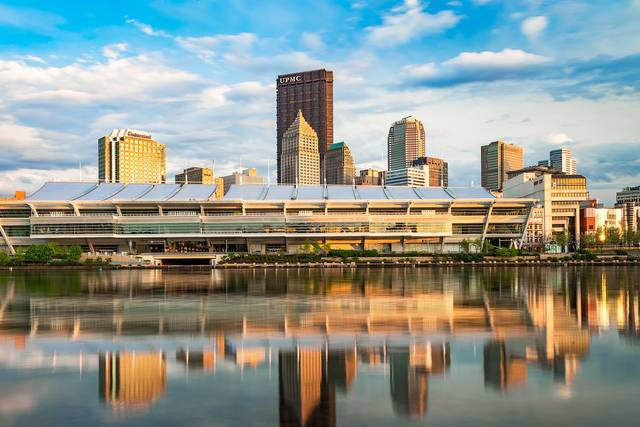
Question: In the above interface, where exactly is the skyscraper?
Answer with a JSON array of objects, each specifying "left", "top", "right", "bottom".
[
  {"left": 480, "top": 140, "right": 523, "bottom": 192},
  {"left": 281, "top": 111, "right": 321, "bottom": 185},
  {"left": 325, "top": 142, "right": 355, "bottom": 185},
  {"left": 277, "top": 69, "right": 333, "bottom": 183},
  {"left": 412, "top": 156, "right": 449, "bottom": 187},
  {"left": 98, "top": 129, "right": 166, "bottom": 184},
  {"left": 387, "top": 116, "right": 426, "bottom": 172},
  {"left": 550, "top": 148, "right": 577, "bottom": 175}
]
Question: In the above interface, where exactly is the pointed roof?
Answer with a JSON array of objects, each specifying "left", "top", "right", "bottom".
[{"left": 284, "top": 110, "right": 318, "bottom": 138}]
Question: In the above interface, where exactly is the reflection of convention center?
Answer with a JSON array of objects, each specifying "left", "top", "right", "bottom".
[{"left": 0, "top": 182, "right": 534, "bottom": 260}]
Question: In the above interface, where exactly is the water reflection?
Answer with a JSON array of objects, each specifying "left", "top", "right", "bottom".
[{"left": 0, "top": 267, "right": 639, "bottom": 426}]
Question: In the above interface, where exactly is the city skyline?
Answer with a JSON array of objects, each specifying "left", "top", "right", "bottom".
[{"left": 0, "top": 0, "right": 638, "bottom": 204}]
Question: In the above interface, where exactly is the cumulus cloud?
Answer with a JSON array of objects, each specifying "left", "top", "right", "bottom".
[
  {"left": 403, "top": 48, "right": 552, "bottom": 86},
  {"left": 102, "top": 43, "right": 128, "bottom": 59},
  {"left": 367, "top": 0, "right": 460, "bottom": 46},
  {"left": 176, "top": 33, "right": 256, "bottom": 61},
  {"left": 547, "top": 132, "right": 573, "bottom": 145},
  {"left": 125, "top": 18, "right": 169, "bottom": 37},
  {"left": 521, "top": 16, "right": 548, "bottom": 40},
  {"left": 301, "top": 32, "right": 325, "bottom": 50}
]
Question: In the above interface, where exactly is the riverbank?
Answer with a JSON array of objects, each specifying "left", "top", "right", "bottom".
[{"left": 2, "top": 257, "right": 640, "bottom": 271}]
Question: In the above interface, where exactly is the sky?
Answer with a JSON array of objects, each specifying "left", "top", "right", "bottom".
[{"left": 0, "top": 0, "right": 639, "bottom": 204}]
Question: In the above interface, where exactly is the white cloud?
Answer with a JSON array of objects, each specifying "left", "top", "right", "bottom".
[
  {"left": 102, "top": 43, "right": 128, "bottom": 59},
  {"left": 301, "top": 32, "right": 325, "bottom": 50},
  {"left": 402, "top": 62, "right": 438, "bottom": 78},
  {"left": 444, "top": 48, "right": 551, "bottom": 70},
  {"left": 14, "top": 55, "right": 46, "bottom": 64},
  {"left": 521, "top": 16, "right": 548, "bottom": 40},
  {"left": 176, "top": 33, "right": 256, "bottom": 61},
  {"left": 125, "top": 18, "right": 169, "bottom": 37},
  {"left": 367, "top": 0, "right": 460, "bottom": 46},
  {"left": 547, "top": 132, "right": 573, "bottom": 145}
]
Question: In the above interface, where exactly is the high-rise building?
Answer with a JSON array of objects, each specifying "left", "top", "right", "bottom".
[
  {"left": 386, "top": 166, "right": 428, "bottom": 187},
  {"left": 277, "top": 69, "right": 333, "bottom": 183},
  {"left": 504, "top": 165, "right": 588, "bottom": 250},
  {"left": 325, "top": 142, "right": 355, "bottom": 185},
  {"left": 412, "top": 156, "right": 449, "bottom": 187},
  {"left": 480, "top": 140, "right": 523, "bottom": 192},
  {"left": 550, "top": 148, "right": 577, "bottom": 175},
  {"left": 175, "top": 167, "right": 213, "bottom": 184},
  {"left": 281, "top": 111, "right": 321, "bottom": 185},
  {"left": 355, "top": 168, "right": 384, "bottom": 186},
  {"left": 221, "top": 168, "right": 265, "bottom": 195},
  {"left": 538, "top": 160, "right": 550, "bottom": 167},
  {"left": 98, "top": 129, "right": 166, "bottom": 184},
  {"left": 387, "top": 116, "right": 426, "bottom": 172}
]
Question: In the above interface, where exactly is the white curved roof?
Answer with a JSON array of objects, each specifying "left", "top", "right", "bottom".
[
  {"left": 223, "top": 184, "right": 495, "bottom": 201},
  {"left": 26, "top": 182, "right": 217, "bottom": 202}
]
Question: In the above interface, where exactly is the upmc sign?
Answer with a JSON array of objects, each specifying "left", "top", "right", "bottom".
[{"left": 279, "top": 75, "right": 302, "bottom": 84}]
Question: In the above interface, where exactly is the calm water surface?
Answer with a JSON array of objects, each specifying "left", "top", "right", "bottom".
[{"left": 1, "top": 266, "right": 639, "bottom": 427}]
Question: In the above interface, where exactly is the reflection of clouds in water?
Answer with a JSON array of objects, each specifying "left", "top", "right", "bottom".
[{"left": 0, "top": 389, "right": 37, "bottom": 417}]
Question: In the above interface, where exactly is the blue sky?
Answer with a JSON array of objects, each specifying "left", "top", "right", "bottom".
[{"left": 0, "top": 0, "right": 639, "bottom": 203}]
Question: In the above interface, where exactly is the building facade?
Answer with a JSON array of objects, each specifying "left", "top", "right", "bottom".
[
  {"left": 504, "top": 166, "right": 588, "bottom": 250},
  {"left": 412, "top": 156, "right": 449, "bottom": 187},
  {"left": 355, "top": 169, "right": 384, "bottom": 186},
  {"left": 387, "top": 116, "right": 426, "bottom": 172},
  {"left": 175, "top": 167, "right": 213, "bottom": 184},
  {"left": 221, "top": 168, "right": 264, "bottom": 195},
  {"left": 616, "top": 186, "right": 640, "bottom": 233},
  {"left": 0, "top": 182, "right": 534, "bottom": 259},
  {"left": 386, "top": 166, "right": 428, "bottom": 187},
  {"left": 579, "top": 203, "right": 624, "bottom": 237},
  {"left": 98, "top": 129, "right": 166, "bottom": 184},
  {"left": 276, "top": 69, "right": 333, "bottom": 183},
  {"left": 325, "top": 142, "right": 355, "bottom": 185},
  {"left": 481, "top": 141, "right": 523, "bottom": 192},
  {"left": 281, "top": 111, "right": 321, "bottom": 185},
  {"left": 550, "top": 148, "right": 577, "bottom": 175}
]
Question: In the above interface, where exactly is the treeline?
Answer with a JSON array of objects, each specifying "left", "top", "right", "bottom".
[{"left": 0, "top": 244, "right": 109, "bottom": 266}]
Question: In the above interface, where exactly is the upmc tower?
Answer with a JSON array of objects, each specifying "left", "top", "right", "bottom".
[{"left": 276, "top": 69, "right": 333, "bottom": 183}]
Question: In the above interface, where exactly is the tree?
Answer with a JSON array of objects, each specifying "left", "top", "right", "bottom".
[
  {"left": 0, "top": 251, "right": 10, "bottom": 266},
  {"left": 605, "top": 227, "right": 621, "bottom": 245},
  {"left": 580, "top": 232, "right": 596, "bottom": 248},
  {"left": 554, "top": 232, "right": 569, "bottom": 252},
  {"left": 24, "top": 244, "right": 55, "bottom": 264},
  {"left": 459, "top": 239, "right": 471, "bottom": 254},
  {"left": 66, "top": 246, "right": 82, "bottom": 262},
  {"left": 471, "top": 239, "right": 482, "bottom": 254}
]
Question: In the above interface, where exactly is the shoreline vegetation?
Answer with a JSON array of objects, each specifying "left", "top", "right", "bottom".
[{"left": 1, "top": 243, "right": 640, "bottom": 270}]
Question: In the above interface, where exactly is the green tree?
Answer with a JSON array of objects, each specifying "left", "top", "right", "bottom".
[
  {"left": 459, "top": 239, "right": 471, "bottom": 254},
  {"left": 66, "top": 245, "right": 82, "bottom": 262},
  {"left": 0, "top": 251, "right": 10, "bottom": 266},
  {"left": 554, "top": 232, "right": 569, "bottom": 252},
  {"left": 580, "top": 233, "right": 596, "bottom": 248},
  {"left": 605, "top": 227, "right": 622, "bottom": 245},
  {"left": 24, "top": 244, "right": 55, "bottom": 263}
]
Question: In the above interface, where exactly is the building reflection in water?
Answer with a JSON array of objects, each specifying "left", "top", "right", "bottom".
[
  {"left": 279, "top": 346, "right": 336, "bottom": 427},
  {"left": 1, "top": 267, "right": 640, "bottom": 422},
  {"left": 99, "top": 351, "right": 167, "bottom": 410},
  {"left": 389, "top": 342, "right": 449, "bottom": 418}
]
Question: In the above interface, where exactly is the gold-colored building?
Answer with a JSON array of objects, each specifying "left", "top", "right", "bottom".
[
  {"left": 481, "top": 140, "right": 523, "bottom": 192},
  {"left": 281, "top": 111, "right": 320, "bottom": 185},
  {"left": 175, "top": 167, "right": 213, "bottom": 184},
  {"left": 98, "top": 129, "right": 166, "bottom": 184},
  {"left": 388, "top": 116, "right": 426, "bottom": 171},
  {"left": 174, "top": 167, "right": 224, "bottom": 200},
  {"left": 325, "top": 142, "right": 355, "bottom": 185}
]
